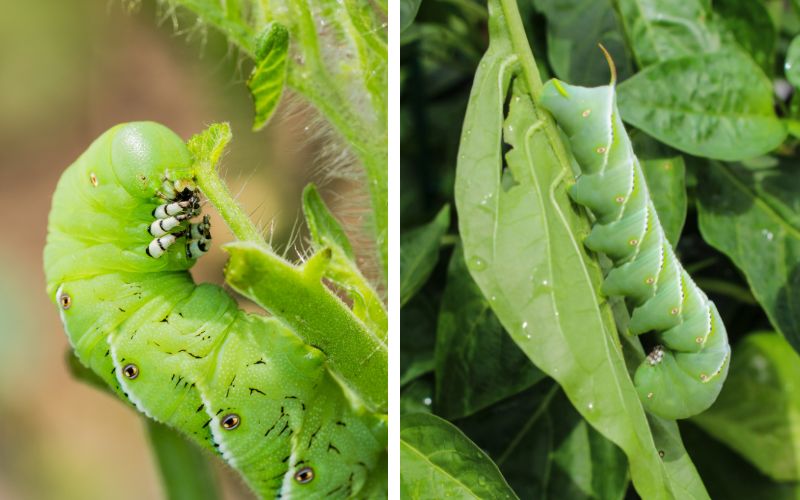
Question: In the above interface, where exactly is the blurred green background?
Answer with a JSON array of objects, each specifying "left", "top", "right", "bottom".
[{"left": 0, "top": 1, "right": 356, "bottom": 498}]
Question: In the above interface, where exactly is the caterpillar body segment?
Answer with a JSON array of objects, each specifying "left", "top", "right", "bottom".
[
  {"left": 44, "top": 122, "right": 386, "bottom": 498},
  {"left": 539, "top": 82, "right": 731, "bottom": 420}
]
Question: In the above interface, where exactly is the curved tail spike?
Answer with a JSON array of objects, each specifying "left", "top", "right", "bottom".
[{"left": 598, "top": 43, "right": 617, "bottom": 86}]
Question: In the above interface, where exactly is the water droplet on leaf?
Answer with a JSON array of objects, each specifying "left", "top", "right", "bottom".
[{"left": 468, "top": 256, "right": 487, "bottom": 271}]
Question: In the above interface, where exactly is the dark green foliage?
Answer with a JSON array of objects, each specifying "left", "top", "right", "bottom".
[{"left": 401, "top": 0, "right": 800, "bottom": 497}]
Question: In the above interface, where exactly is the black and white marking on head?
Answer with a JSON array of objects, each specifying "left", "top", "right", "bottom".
[
  {"left": 186, "top": 215, "right": 212, "bottom": 259},
  {"left": 146, "top": 178, "right": 209, "bottom": 259},
  {"left": 149, "top": 216, "right": 182, "bottom": 237},
  {"left": 146, "top": 233, "right": 178, "bottom": 258}
]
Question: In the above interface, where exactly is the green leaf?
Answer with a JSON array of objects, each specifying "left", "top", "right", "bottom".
[
  {"left": 532, "top": 0, "right": 632, "bottom": 86},
  {"left": 146, "top": 420, "right": 220, "bottom": 500},
  {"left": 435, "top": 242, "right": 544, "bottom": 419},
  {"left": 692, "top": 332, "right": 800, "bottom": 481},
  {"left": 713, "top": 0, "right": 776, "bottom": 75},
  {"left": 400, "top": 205, "right": 450, "bottom": 307},
  {"left": 247, "top": 23, "right": 289, "bottom": 131},
  {"left": 613, "top": 0, "right": 720, "bottom": 67},
  {"left": 458, "top": 384, "right": 629, "bottom": 500},
  {"left": 303, "top": 183, "right": 355, "bottom": 260},
  {"left": 640, "top": 157, "right": 687, "bottom": 245},
  {"left": 223, "top": 241, "right": 387, "bottom": 412},
  {"left": 454, "top": 1, "right": 707, "bottom": 497},
  {"left": 187, "top": 122, "right": 232, "bottom": 172},
  {"left": 786, "top": 35, "right": 800, "bottom": 89},
  {"left": 400, "top": 412, "right": 518, "bottom": 499},
  {"left": 401, "top": 0, "right": 422, "bottom": 32},
  {"left": 401, "top": 288, "right": 440, "bottom": 386},
  {"left": 401, "top": 378, "right": 435, "bottom": 415},
  {"left": 696, "top": 162, "right": 800, "bottom": 353},
  {"left": 618, "top": 51, "right": 787, "bottom": 161},
  {"left": 302, "top": 184, "right": 387, "bottom": 343},
  {"left": 681, "top": 422, "right": 800, "bottom": 499}
]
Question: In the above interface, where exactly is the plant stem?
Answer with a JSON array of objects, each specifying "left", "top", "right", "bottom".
[
  {"left": 195, "top": 159, "right": 265, "bottom": 246},
  {"left": 497, "top": 0, "right": 573, "bottom": 171},
  {"left": 146, "top": 420, "right": 220, "bottom": 500},
  {"left": 498, "top": 0, "right": 543, "bottom": 97}
]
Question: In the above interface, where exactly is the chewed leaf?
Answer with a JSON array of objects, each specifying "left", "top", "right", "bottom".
[
  {"left": 224, "top": 241, "right": 388, "bottom": 413},
  {"left": 187, "top": 122, "right": 232, "bottom": 169},
  {"left": 454, "top": 2, "right": 709, "bottom": 496},
  {"left": 248, "top": 23, "right": 289, "bottom": 131},
  {"left": 302, "top": 183, "right": 387, "bottom": 342}
]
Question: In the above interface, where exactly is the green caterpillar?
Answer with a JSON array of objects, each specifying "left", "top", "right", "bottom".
[
  {"left": 44, "top": 122, "right": 385, "bottom": 498},
  {"left": 538, "top": 56, "right": 730, "bottom": 420}
]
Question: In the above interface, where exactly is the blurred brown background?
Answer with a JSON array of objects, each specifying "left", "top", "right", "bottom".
[{"left": 0, "top": 1, "right": 358, "bottom": 498}]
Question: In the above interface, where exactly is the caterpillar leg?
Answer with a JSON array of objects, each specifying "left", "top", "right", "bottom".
[
  {"left": 148, "top": 176, "right": 208, "bottom": 259},
  {"left": 152, "top": 191, "right": 200, "bottom": 220},
  {"left": 148, "top": 216, "right": 186, "bottom": 237},
  {"left": 156, "top": 177, "right": 197, "bottom": 200},
  {"left": 146, "top": 234, "right": 178, "bottom": 258},
  {"left": 186, "top": 215, "right": 212, "bottom": 259},
  {"left": 154, "top": 176, "right": 201, "bottom": 218},
  {"left": 153, "top": 200, "right": 192, "bottom": 219}
]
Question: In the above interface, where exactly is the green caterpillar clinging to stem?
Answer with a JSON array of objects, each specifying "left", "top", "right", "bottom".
[
  {"left": 44, "top": 122, "right": 386, "bottom": 498},
  {"left": 539, "top": 49, "right": 731, "bottom": 420}
]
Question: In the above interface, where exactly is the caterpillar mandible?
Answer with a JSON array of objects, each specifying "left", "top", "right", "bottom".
[
  {"left": 44, "top": 122, "right": 385, "bottom": 498},
  {"left": 538, "top": 51, "right": 731, "bottom": 420}
]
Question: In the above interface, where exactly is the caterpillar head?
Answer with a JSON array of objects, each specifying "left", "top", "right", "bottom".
[
  {"left": 110, "top": 122, "right": 195, "bottom": 200},
  {"left": 539, "top": 44, "right": 618, "bottom": 143}
]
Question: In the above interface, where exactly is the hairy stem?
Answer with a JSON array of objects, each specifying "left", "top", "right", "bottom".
[
  {"left": 162, "top": 0, "right": 388, "bottom": 281},
  {"left": 195, "top": 161, "right": 265, "bottom": 245}
]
